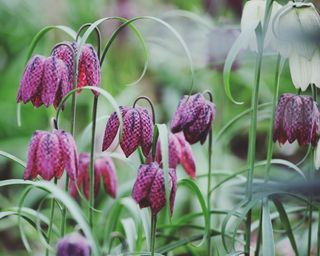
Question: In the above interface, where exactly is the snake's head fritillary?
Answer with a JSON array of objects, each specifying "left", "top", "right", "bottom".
[{"left": 56, "top": 233, "right": 91, "bottom": 256}]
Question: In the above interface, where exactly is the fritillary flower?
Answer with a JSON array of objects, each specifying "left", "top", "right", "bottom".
[
  {"left": 147, "top": 132, "right": 196, "bottom": 178},
  {"left": 132, "top": 162, "right": 177, "bottom": 215},
  {"left": 273, "top": 93, "right": 320, "bottom": 146},
  {"left": 56, "top": 233, "right": 90, "bottom": 256},
  {"left": 69, "top": 153, "right": 117, "bottom": 199},
  {"left": 17, "top": 55, "right": 70, "bottom": 109},
  {"left": 51, "top": 42, "right": 100, "bottom": 95},
  {"left": 102, "top": 106, "right": 153, "bottom": 157},
  {"left": 171, "top": 93, "right": 215, "bottom": 145},
  {"left": 23, "top": 130, "right": 78, "bottom": 181}
]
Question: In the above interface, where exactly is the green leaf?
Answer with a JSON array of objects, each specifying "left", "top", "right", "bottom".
[
  {"left": 121, "top": 218, "right": 137, "bottom": 252},
  {"left": 0, "top": 150, "right": 26, "bottom": 168},
  {"left": 272, "top": 198, "right": 299, "bottom": 255},
  {"left": 262, "top": 199, "right": 275, "bottom": 256},
  {"left": 178, "top": 179, "right": 209, "bottom": 247},
  {"left": 223, "top": 22, "right": 258, "bottom": 105},
  {"left": 0, "top": 179, "right": 100, "bottom": 255}
]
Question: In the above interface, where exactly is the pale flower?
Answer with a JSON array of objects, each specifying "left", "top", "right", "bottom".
[{"left": 240, "top": 0, "right": 282, "bottom": 52}]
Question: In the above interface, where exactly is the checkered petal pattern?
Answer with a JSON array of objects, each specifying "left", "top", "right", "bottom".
[
  {"left": 171, "top": 93, "right": 215, "bottom": 145},
  {"left": 56, "top": 233, "right": 91, "bottom": 256},
  {"left": 273, "top": 94, "right": 320, "bottom": 146},
  {"left": 138, "top": 107, "right": 154, "bottom": 157}
]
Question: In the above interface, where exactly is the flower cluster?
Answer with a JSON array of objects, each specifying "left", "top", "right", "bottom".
[{"left": 17, "top": 42, "right": 100, "bottom": 109}]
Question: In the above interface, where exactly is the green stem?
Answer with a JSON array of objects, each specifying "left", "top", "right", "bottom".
[
  {"left": 151, "top": 214, "right": 157, "bottom": 256},
  {"left": 207, "top": 129, "right": 213, "bottom": 255},
  {"left": 46, "top": 178, "right": 57, "bottom": 256},
  {"left": 60, "top": 176, "right": 69, "bottom": 236},
  {"left": 317, "top": 209, "right": 320, "bottom": 256},
  {"left": 89, "top": 96, "right": 99, "bottom": 228}
]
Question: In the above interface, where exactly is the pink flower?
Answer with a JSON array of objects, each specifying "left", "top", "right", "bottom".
[
  {"left": 273, "top": 93, "right": 320, "bottom": 146},
  {"left": 56, "top": 233, "right": 90, "bottom": 256},
  {"left": 51, "top": 42, "right": 100, "bottom": 95},
  {"left": 171, "top": 93, "right": 215, "bottom": 144},
  {"left": 69, "top": 153, "right": 118, "bottom": 199},
  {"left": 147, "top": 132, "right": 196, "bottom": 178},
  {"left": 24, "top": 130, "right": 79, "bottom": 181},
  {"left": 132, "top": 162, "right": 177, "bottom": 216},
  {"left": 102, "top": 106, "right": 154, "bottom": 157},
  {"left": 17, "top": 55, "right": 70, "bottom": 109}
]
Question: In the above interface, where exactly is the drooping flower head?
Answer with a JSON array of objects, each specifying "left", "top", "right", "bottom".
[
  {"left": 56, "top": 233, "right": 90, "bottom": 256},
  {"left": 273, "top": 93, "right": 320, "bottom": 146},
  {"left": 147, "top": 132, "right": 196, "bottom": 178},
  {"left": 240, "top": 0, "right": 282, "bottom": 52},
  {"left": 51, "top": 42, "right": 101, "bottom": 95},
  {"left": 132, "top": 162, "right": 177, "bottom": 216},
  {"left": 69, "top": 153, "right": 117, "bottom": 199},
  {"left": 102, "top": 106, "right": 154, "bottom": 157},
  {"left": 24, "top": 130, "right": 79, "bottom": 181},
  {"left": 171, "top": 93, "right": 215, "bottom": 145},
  {"left": 273, "top": 2, "right": 320, "bottom": 90},
  {"left": 17, "top": 55, "right": 70, "bottom": 109}
]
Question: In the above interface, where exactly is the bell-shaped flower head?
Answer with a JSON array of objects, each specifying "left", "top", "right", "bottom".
[
  {"left": 69, "top": 153, "right": 118, "bottom": 199},
  {"left": 147, "top": 132, "right": 196, "bottom": 178},
  {"left": 51, "top": 42, "right": 100, "bottom": 95},
  {"left": 56, "top": 233, "right": 91, "bottom": 256},
  {"left": 171, "top": 93, "right": 215, "bottom": 145},
  {"left": 273, "top": 93, "right": 320, "bottom": 147},
  {"left": 132, "top": 162, "right": 177, "bottom": 216},
  {"left": 102, "top": 106, "right": 154, "bottom": 157},
  {"left": 23, "top": 129, "right": 79, "bottom": 181},
  {"left": 17, "top": 55, "right": 69, "bottom": 109}
]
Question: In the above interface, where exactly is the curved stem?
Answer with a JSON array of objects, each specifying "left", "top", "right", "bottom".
[
  {"left": 133, "top": 96, "right": 156, "bottom": 124},
  {"left": 89, "top": 96, "right": 99, "bottom": 228},
  {"left": 45, "top": 178, "right": 57, "bottom": 256},
  {"left": 150, "top": 214, "right": 157, "bottom": 256},
  {"left": 203, "top": 90, "right": 213, "bottom": 255},
  {"left": 76, "top": 23, "right": 101, "bottom": 58}
]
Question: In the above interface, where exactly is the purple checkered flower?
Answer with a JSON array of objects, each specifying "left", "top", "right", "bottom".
[
  {"left": 23, "top": 130, "right": 78, "bottom": 181},
  {"left": 132, "top": 162, "right": 177, "bottom": 216},
  {"left": 171, "top": 93, "right": 215, "bottom": 144},
  {"left": 56, "top": 233, "right": 90, "bottom": 256},
  {"left": 147, "top": 132, "right": 196, "bottom": 178},
  {"left": 69, "top": 153, "right": 118, "bottom": 199},
  {"left": 273, "top": 93, "right": 320, "bottom": 146},
  {"left": 102, "top": 106, "right": 153, "bottom": 157},
  {"left": 51, "top": 42, "right": 100, "bottom": 95},
  {"left": 17, "top": 55, "right": 70, "bottom": 109}
]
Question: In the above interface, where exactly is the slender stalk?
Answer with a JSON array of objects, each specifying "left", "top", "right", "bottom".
[
  {"left": 46, "top": 178, "right": 57, "bottom": 256},
  {"left": 317, "top": 210, "right": 320, "bottom": 256},
  {"left": 89, "top": 96, "right": 99, "bottom": 228},
  {"left": 151, "top": 214, "right": 157, "bottom": 256}
]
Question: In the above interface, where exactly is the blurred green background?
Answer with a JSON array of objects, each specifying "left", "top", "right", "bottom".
[{"left": 0, "top": 0, "right": 319, "bottom": 255}]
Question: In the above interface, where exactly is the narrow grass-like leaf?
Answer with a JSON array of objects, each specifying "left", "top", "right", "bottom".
[
  {"left": 0, "top": 150, "right": 26, "bottom": 168},
  {"left": 178, "top": 179, "right": 209, "bottom": 247},
  {"left": 262, "top": 199, "right": 275, "bottom": 256},
  {"left": 121, "top": 218, "right": 137, "bottom": 252},
  {"left": 272, "top": 197, "right": 299, "bottom": 255}
]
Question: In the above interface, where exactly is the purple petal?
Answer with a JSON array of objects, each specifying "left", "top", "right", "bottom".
[{"left": 138, "top": 107, "right": 154, "bottom": 157}]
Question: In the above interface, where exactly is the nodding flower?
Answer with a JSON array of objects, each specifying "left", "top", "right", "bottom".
[
  {"left": 17, "top": 55, "right": 70, "bottom": 109},
  {"left": 51, "top": 42, "right": 101, "bottom": 95},
  {"left": 24, "top": 130, "right": 79, "bottom": 181},
  {"left": 273, "top": 93, "right": 320, "bottom": 147},
  {"left": 69, "top": 153, "right": 117, "bottom": 199},
  {"left": 147, "top": 132, "right": 196, "bottom": 179},
  {"left": 132, "top": 162, "right": 177, "bottom": 216},
  {"left": 102, "top": 106, "right": 154, "bottom": 158},
  {"left": 171, "top": 93, "right": 215, "bottom": 145},
  {"left": 273, "top": 2, "right": 320, "bottom": 90},
  {"left": 56, "top": 233, "right": 91, "bottom": 256}
]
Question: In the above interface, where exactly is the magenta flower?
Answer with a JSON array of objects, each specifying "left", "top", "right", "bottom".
[
  {"left": 51, "top": 42, "right": 100, "bottom": 95},
  {"left": 24, "top": 130, "right": 78, "bottom": 181},
  {"left": 171, "top": 93, "right": 215, "bottom": 144},
  {"left": 132, "top": 162, "right": 177, "bottom": 215},
  {"left": 56, "top": 233, "right": 90, "bottom": 256},
  {"left": 273, "top": 93, "right": 320, "bottom": 146},
  {"left": 102, "top": 106, "right": 154, "bottom": 157},
  {"left": 147, "top": 132, "right": 196, "bottom": 178},
  {"left": 69, "top": 153, "right": 118, "bottom": 199},
  {"left": 17, "top": 55, "right": 70, "bottom": 109}
]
